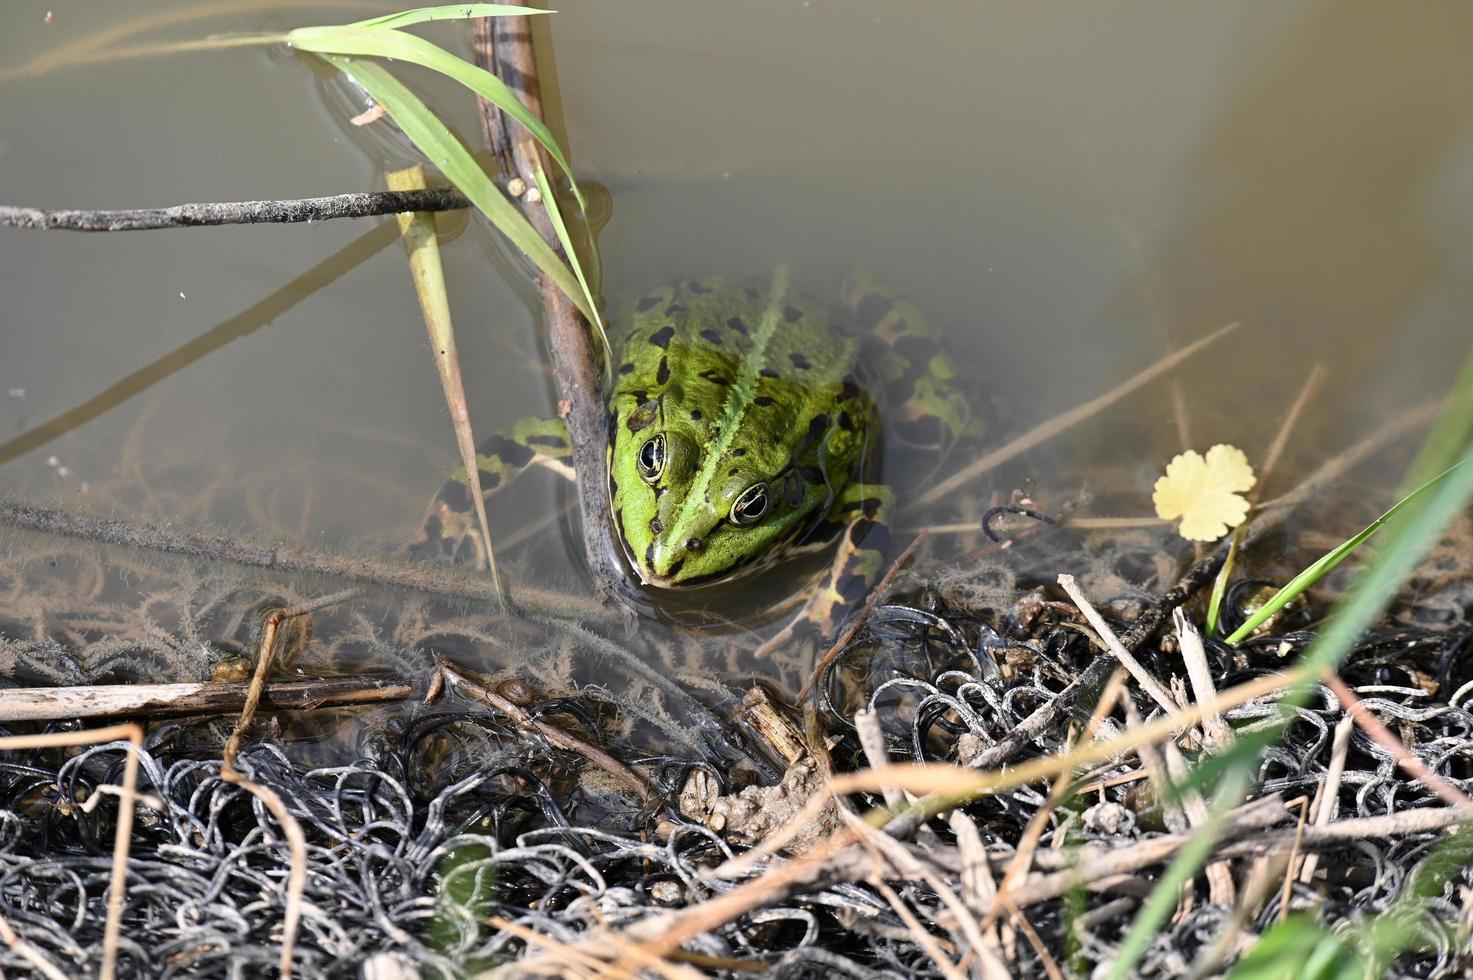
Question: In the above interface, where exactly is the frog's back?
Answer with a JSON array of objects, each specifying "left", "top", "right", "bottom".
[{"left": 609, "top": 276, "right": 857, "bottom": 400}]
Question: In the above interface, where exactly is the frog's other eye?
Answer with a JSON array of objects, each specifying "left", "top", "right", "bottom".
[
  {"left": 730, "top": 483, "right": 769, "bottom": 527},
  {"left": 637, "top": 434, "right": 666, "bottom": 484}
]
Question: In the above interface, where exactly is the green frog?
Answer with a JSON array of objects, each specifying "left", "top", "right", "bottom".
[{"left": 410, "top": 268, "right": 977, "bottom": 643}]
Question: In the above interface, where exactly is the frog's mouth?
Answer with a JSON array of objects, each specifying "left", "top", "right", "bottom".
[{"left": 619, "top": 521, "right": 805, "bottom": 592}]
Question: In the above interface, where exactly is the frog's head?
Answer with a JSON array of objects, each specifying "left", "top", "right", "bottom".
[{"left": 608, "top": 398, "right": 832, "bottom": 589}]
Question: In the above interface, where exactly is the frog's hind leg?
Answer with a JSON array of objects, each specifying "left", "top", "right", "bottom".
[
  {"left": 755, "top": 482, "right": 894, "bottom": 657},
  {"left": 841, "top": 272, "right": 983, "bottom": 455},
  {"left": 407, "top": 416, "right": 572, "bottom": 565}
]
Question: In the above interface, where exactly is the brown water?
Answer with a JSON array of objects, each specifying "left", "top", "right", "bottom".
[{"left": 1, "top": 2, "right": 1471, "bottom": 672}]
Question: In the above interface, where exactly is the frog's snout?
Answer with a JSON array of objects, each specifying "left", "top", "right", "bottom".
[{"left": 640, "top": 535, "right": 705, "bottom": 587}]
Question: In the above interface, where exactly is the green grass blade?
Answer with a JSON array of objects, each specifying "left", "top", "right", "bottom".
[
  {"left": 1105, "top": 766, "right": 1253, "bottom": 980},
  {"left": 1227, "top": 916, "right": 1362, "bottom": 980},
  {"left": 350, "top": 5, "right": 551, "bottom": 30},
  {"left": 529, "top": 155, "right": 607, "bottom": 374},
  {"left": 1205, "top": 530, "right": 1239, "bottom": 636},
  {"left": 1224, "top": 456, "right": 1472, "bottom": 646},
  {"left": 323, "top": 55, "right": 594, "bottom": 323},
  {"left": 289, "top": 25, "right": 586, "bottom": 212}
]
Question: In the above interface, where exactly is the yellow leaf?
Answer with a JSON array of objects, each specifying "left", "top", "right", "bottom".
[{"left": 1153, "top": 444, "right": 1256, "bottom": 542}]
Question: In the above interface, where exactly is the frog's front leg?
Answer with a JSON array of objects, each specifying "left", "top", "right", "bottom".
[
  {"left": 407, "top": 416, "right": 573, "bottom": 565},
  {"left": 755, "top": 482, "right": 894, "bottom": 658}
]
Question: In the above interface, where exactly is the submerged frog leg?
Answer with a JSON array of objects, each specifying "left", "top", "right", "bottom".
[
  {"left": 407, "top": 416, "right": 573, "bottom": 565},
  {"left": 755, "top": 481, "right": 894, "bottom": 657},
  {"left": 840, "top": 271, "right": 985, "bottom": 454}
]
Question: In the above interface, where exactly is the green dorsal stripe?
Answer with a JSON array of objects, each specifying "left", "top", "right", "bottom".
[{"left": 673, "top": 266, "right": 789, "bottom": 531}]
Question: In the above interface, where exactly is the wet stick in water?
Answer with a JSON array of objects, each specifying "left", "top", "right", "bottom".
[
  {"left": 0, "top": 674, "right": 411, "bottom": 723},
  {"left": 0, "top": 188, "right": 469, "bottom": 231},
  {"left": 471, "top": 8, "right": 637, "bottom": 610},
  {"left": 0, "top": 498, "right": 610, "bottom": 619}
]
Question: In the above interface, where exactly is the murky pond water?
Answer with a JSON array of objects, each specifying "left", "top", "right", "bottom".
[{"left": 1, "top": 1, "right": 1471, "bottom": 706}]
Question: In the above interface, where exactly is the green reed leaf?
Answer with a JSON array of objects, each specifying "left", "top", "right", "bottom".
[
  {"left": 289, "top": 24, "right": 586, "bottom": 212},
  {"left": 323, "top": 55, "right": 593, "bottom": 323},
  {"left": 529, "top": 154, "right": 607, "bottom": 376},
  {"left": 1224, "top": 456, "right": 1472, "bottom": 646},
  {"left": 1205, "top": 529, "right": 1239, "bottom": 636}
]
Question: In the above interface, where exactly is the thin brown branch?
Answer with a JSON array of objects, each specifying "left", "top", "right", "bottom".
[
  {"left": 0, "top": 188, "right": 469, "bottom": 232},
  {"left": 472, "top": 8, "right": 635, "bottom": 609},
  {"left": 435, "top": 658, "right": 653, "bottom": 803},
  {"left": 220, "top": 598, "right": 343, "bottom": 980}
]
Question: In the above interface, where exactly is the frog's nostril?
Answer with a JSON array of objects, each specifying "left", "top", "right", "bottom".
[
  {"left": 685, "top": 536, "right": 705, "bottom": 553},
  {"left": 649, "top": 517, "right": 664, "bottom": 535}
]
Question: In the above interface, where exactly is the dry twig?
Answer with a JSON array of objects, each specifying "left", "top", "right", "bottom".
[{"left": 435, "top": 657, "right": 653, "bottom": 803}]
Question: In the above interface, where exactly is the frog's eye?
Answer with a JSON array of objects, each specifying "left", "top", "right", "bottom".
[
  {"left": 636, "top": 434, "right": 666, "bottom": 484},
  {"left": 730, "top": 483, "right": 769, "bottom": 527}
]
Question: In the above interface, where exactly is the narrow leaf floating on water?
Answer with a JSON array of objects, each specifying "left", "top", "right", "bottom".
[{"left": 1153, "top": 444, "right": 1256, "bottom": 542}]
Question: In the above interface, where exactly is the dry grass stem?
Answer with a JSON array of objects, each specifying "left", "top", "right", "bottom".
[
  {"left": 867, "top": 875, "right": 966, "bottom": 980},
  {"left": 1058, "top": 573, "right": 1179, "bottom": 713},
  {"left": 219, "top": 600, "right": 331, "bottom": 980},
  {"left": 483, "top": 915, "right": 648, "bottom": 980},
  {"left": 948, "top": 811, "right": 1012, "bottom": 978},
  {"left": 0, "top": 723, "right": 144, "bottom": 980},
  {"left": 913, "top": 321, "right": 1239, "bottom": 509},
  {"left": 988, "top": 669, "right": 1128, "bottom": 928},
  {"left": 854, "top": 708, "right": 904, "bottom": 811},
  {"left": 1278, "top": 796, "right": 1311, "bottom": 922},
  {"left": 1324, "top": 672, "right": 1473, "bottom": 815},
  {"left": 1257, "top": 363, "right": 1328, "bottom": 493},
  {"left": 436, "top": 658, "right": 653, "bottom": 803},
  {"left": 1297, "top": 714, "right": 1354, "bottom": 884},
  {"left": 0, "top": 911, "right": 70, "bottom": 980},
  {"left": 1174, "top": 608, "right": 1230, "bottom": 749},
  {"left": 719, "top": 668, "right": 1304, "bottom": 888},
  {"left": 1255, "top": 401, "right": 1442, "bottom": 511},
  {"left": 1164, "top": 740, "right": 1236, "bottom": 905},
  {"left": 387, "top": 164, "right": 508, "bottom": 611}
]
